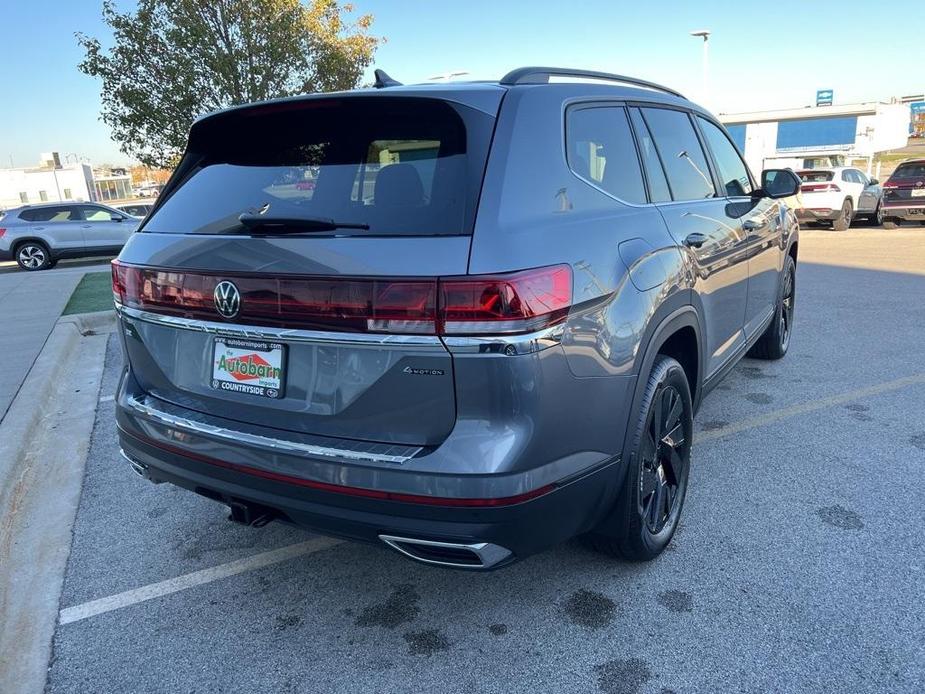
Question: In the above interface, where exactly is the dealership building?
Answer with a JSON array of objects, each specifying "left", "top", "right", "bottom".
[
  {"left": 718, "top": 99, "right": 915, "bottom": 176},
  {"left": 0, "top": 152, "right": 133, "bottom": 209}
]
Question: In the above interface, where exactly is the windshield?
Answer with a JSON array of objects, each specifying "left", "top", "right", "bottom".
[{"left": 144, "top": 97, "right": 491, "bottom": 237}]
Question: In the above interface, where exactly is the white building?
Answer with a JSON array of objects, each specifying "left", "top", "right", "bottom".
[
  {"left": 718, "top": 102, "right": 911, "bottom": 175},
  {"left": 0, "top": 152, "right": 133, "bottom": 209}
]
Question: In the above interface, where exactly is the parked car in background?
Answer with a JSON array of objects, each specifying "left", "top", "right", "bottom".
[
  {"left": 795, "top": 167, "right": 883, "bottom": 230},
  {"left": 882, "top": 159, "right": 925, "bottom": 228},
  {"left": 135, "top": 185, "right": 163, "bottom": 198},
  {"left": 113, "top": 201, "right": 155, "bottom": 218},
  {"left": 113, "top": 67, "right": 800, "bottom": 570},
  {"left": 0, "top": 201, "right": 139, "bottom": 270}
]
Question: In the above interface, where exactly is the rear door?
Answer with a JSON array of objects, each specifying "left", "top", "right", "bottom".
[
  {"left": 19, "top": 205, "right": 85, "bottom": 253},
  {"left": 632, "top": 106, "right": 750, "bottom": 378},
  {"left": 116, "top": 95, "right": 499, "bottom": 446}
]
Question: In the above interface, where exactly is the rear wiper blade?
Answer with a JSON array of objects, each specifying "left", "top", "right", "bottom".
[{"left": 237, "top": 212, "right": 370, "bottom": 233}]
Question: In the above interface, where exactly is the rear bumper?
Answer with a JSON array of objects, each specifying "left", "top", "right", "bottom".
[
  {"left": 882, "top": 203, "right": 925, "bottom": 220},
  {"left": 796, "top": 208, "right": 838, "bottom": 222},
  {"left": 117, "top": 426, "right": 624, "bottom": 568}
]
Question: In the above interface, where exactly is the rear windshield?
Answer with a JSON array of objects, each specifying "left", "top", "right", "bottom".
[
  {"left": 797, "top": 170, "right": 833, "bottom": 183},
  {"left": 891, "top": 163, "right": 925, "bottom": 179},
  {"left": 143, "top": 97, "right": 493, "bottom": 237}
]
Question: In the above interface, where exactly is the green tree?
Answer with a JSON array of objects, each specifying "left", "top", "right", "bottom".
[{"left": 78, "top": 0, "right": 380, "bottom": 167}]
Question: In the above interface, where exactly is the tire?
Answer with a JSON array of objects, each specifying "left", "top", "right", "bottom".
[
  {"left": 883, "top": 219, "right": 899, "bottom": 230},
  {"left": 589, "top": 355, "right": 693, "bottom": 561},
  {"left": 867, "top": 200, "right": 884, "bottom": 226},
  {"left": 832, "top": 198, "right": 852, "bottom": 231},
  {"left": 15, "top": 241, "right": 52, "bottom": 271},
  {"left": 748, "top": 254, "right": 796, "bottom": 360}
]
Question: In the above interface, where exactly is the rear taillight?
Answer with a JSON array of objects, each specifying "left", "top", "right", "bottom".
[
  {"left": 111, "top": 261, "right": 573, "bottom": 336},
  {"left": 0, "top": 228, "right": 6, "bottom": 238},
  {"left": 439, "top": 265, "right": 572, "bottom": 335}
]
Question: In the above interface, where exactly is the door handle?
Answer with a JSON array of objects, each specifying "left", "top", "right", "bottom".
[
  {"left": 683, "top": 232, "right": 708, "bottom": 248},
  {"left": 743, "top": 218, "right": 768, "bottom": 232}
]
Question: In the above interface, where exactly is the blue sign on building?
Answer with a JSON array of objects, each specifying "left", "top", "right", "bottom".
[
  {"left": 776, "top": 116, "right": 858, "bottom": 150},
  {"left": 816, "top": 89, "right": 834, "bottom": 107}
]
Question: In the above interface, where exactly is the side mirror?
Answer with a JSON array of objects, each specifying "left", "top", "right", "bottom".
[
  {"left": 110, "top": 213, "right": 124, "bottom": 222},
  {"left": 759, "top": 169, "right": 801, "bottom": 199},
  {"left": 868, "top": 178, "right": 879, "bottom": 186}
]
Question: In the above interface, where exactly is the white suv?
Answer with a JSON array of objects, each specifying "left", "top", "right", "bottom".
[{"left": 795, "top": 167, "right": 884, "bottom": 230}]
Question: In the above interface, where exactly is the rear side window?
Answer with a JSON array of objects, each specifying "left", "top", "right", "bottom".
[
  {"left": 19, "top": 206, "right": 80, "bottom": 222},
  {"left": 891, "top": 163, "right": 925, "bottom": 179},
  {"left": 566, "top": 106, "right": 646, "bottom": 204},
  {"left": 696, "top": 117, "right": 753, "bottom": 197},
  {"left": 640, "top": 108, "right": 715, "bottom": 200},
  {"left": 144, "top": 97, "right": 492, "bottom": 236}
]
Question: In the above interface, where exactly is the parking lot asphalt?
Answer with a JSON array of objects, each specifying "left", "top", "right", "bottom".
[{"left": 46, "top": 230, "right": 925, "bottom": 694}]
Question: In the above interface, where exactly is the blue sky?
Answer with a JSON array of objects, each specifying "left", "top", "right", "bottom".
[{"left": 1, "top": 0, "right": 922, "bottom": 166}]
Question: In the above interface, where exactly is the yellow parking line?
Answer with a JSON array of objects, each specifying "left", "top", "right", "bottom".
[{"left": 698, "top": 372, "right": 925, "bottom": 443}]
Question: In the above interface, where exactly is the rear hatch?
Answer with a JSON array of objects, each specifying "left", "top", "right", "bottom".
[
  {"left": 115, "top": 92, "right": 501, "bottom": 446},
  {"left": 884, "top": 162, "right": 925, "bottom": 205}
]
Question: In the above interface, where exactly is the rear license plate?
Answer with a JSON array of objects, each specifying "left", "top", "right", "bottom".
[
  {"left": 911, "top": 189, "right": 925, "bottom": 197},
  {"left": 211, "top": 337, "right": 286, "bottom": 399}
]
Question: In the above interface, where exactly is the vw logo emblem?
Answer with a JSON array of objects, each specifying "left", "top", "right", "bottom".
[{"left": 213, "top": 281, "right": 241, "bottom": 319}]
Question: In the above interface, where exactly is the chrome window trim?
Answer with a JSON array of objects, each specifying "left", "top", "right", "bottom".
[
  {"left": 116, "top": 304, "right": 445, "bottom": 350},
  {"left": 125, "top": 394, "right": 422, "bottom": 464}
]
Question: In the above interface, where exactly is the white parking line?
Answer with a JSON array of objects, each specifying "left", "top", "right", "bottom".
[{"left": 58, "top": 536, "right": 342, "bottom": 626}]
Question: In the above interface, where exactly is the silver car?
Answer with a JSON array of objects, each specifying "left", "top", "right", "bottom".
[{"left": 0, "top": 201, "right": 139, "bottom": 270}]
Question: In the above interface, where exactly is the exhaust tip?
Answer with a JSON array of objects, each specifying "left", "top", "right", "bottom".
[
  {"left": 119, "top": 449, "right": 163, "bottom": 484},
  {"left": 379, "top": 534, "right": 511, "bottom": 569}
]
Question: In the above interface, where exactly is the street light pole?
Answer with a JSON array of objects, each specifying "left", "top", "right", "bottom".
[{"left": 690, "top": 30, "right": 711, "bottom": 102}]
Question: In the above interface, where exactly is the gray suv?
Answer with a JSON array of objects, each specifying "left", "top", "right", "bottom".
[
  {"left": 113, "top": 67, "right": 800, "bottom": 569},
  {"left": 0, "top": 201, "right": 138, "bottom": 270}
]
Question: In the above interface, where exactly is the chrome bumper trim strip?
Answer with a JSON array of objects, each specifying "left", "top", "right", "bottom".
[{"left": 125, "top": 394, "right": 422, "bottom": 465}]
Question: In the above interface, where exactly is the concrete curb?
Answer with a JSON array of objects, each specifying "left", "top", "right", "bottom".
[
  {"left": 58, "top": 309, "right": 116, "bottom": 336},
  {"left": 0, "top": 313, "right": 116, "bottom": 694}
]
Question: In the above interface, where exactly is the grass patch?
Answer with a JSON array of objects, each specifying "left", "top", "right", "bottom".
[{"left": 62, "top": 271, "right": 113, "bottom": 316}]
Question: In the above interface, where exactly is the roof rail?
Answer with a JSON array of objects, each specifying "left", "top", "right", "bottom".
[{"left": 499, "top": 67, "right": 684, "bottom": 99}]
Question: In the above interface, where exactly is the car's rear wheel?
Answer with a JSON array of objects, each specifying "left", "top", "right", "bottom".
[
  {"left": 832, "top": 198, "right": 852, "bottom": 231},
  {"left": 748, "top": 254, "right": 795, "bottom": 360},
  {"left": 589, "top": 355, "right": 692, "bottom": 561},
  {"left": 15, "top": 242, "right": 51, "bottom": 271}
]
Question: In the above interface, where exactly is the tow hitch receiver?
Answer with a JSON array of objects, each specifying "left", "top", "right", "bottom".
[{"left": 227, "top": 500, "right": 275, "bottom": 527}]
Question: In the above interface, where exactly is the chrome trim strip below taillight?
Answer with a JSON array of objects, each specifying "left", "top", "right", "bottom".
[{"left": 116, "top": 304, "right": 446, "bottom": 350}]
